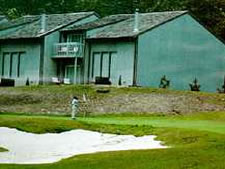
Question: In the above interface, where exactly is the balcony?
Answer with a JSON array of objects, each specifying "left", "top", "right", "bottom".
[{"left": 52, "top": 42, "right": 84, "bottom": 58}]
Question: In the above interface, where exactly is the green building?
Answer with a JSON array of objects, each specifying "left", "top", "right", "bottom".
[
  {"left": 1, "top": 11, "right": 225, "bottom": 92},
  {"left": 0, "top": 12, "right": 98, "bottom": 85}
]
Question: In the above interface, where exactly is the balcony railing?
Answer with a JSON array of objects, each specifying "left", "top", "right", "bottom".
[{"left": 53, "top": 42, "right": 84, "bottom": 58}]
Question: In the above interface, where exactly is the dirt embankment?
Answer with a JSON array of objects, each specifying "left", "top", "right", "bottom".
[
  {"left": 0, "top": 86, "right": 225, "bottom": 116},
  {"left": 89, "top": 93, "right": 224, "bottom": 115}
]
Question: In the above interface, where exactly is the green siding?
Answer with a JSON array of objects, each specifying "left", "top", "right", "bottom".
[
  {"left": 83, "top": 42, "right": 90, "bottom": 83},
  {"left": 43, "top": 31, "right": 59, "bottom": 83},
  {"left": 0, "top": 41, "right": 41, "bottom": 85},
  {"left": 137, "top": 14, "right": 225, "bottom": 92},
  {"left": 89, "top": 41, "right": 135, "bottom": 86}
]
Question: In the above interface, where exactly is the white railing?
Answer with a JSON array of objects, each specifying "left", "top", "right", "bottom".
[{"left": 53, "top": 42, "right": 84, "bottom": 58}]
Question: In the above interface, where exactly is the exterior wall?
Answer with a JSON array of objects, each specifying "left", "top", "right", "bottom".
[
  {"left": 0, "top": 40, "right": 41, "bottom": 86},
  {"left": 83, "top": 42, "right": 91, "bottom": 83},
  {"left": 137, "top": 14, "right": 225, "bottom": 92},
  {"left": 43, "top": 31, "right": 59, "bottom": 83},
  {"left": 88, "top": 40, "right": 135, "bottom": 86},
  {"left": 43, "top": 14, "right": 99, "bottom": 84},
  {"left": 43, "top": 31, "right": 85, "bottom": 84}
]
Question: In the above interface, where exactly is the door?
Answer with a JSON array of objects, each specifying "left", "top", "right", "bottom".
[
  {"left": 1, "top": 52, "right": 25, "bottom": 79},
  {"left": 65, "top": 65, "right": 74, "bottom": 83},
  {"left": 65, "top": 65, "right": 81, "bottom": 84}
]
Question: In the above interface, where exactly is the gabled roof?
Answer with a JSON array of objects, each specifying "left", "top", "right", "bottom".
[
  {"left": 0, "top": 15, "right": 8, "bottom": 26},
  {"left": 0, "top": 12, "right": 96, "bottom": 40},
  {"left": 63, "top": 14, "right": 133, "bottom": 31},
  {"left": 0, "top": 15, "right": 39, "bottom": 30},
  {"left": 87, "top": 11, "right": 188, "bottom": 39},
  {"left": 0, "top": 15, "right": 7, "bottom": 21}
]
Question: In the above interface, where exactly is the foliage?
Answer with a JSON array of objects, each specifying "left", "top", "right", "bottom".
[
  {"left": 189, "top": 78, "right": 201, "bottom": 91},
  {"left": 159, "top": 75, "right": 170, "bottom": 89},
  {"left": 118, "top": 75, "right": 122, "bottom": 86},
  {"left": 0, "top": 147, "right": 8, "bottom": 152},
  {"left": 5, "top": 8, "right": 20, "bottom": 19},
  {"left": 0, "top": 0, "right": 224, "bottom": 40},
  {"left": 217, "top": 75, "right": 225, "bottom": 93}
]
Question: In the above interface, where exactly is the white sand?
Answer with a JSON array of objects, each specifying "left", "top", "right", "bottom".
[{"left": 0, "top": 127, "right": 167, "bottom": 164}]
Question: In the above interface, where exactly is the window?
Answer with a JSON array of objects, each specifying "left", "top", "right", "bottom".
[
  {"left": 2, "top": 52, "right": 10, "bottom": 77},
  {"left": 65, "top": 65, "right": 81, "bottom": 84},
  {"left": 91, "top": 51, "right": 117, "bottom": 79},
  {"left": 17, "top": 52, "right": 22, "bottom": 77},
  {"left": 11, "top": 53, "right": 17, "bottom": 77},
  {"left": 1, "top": 52, "right": 25, "bottom": 78},
  {"left": 92, "top": 52, "right": 101, "bottom": 78},
  {"left": 67, "top": 34, "right": 84, "bottom": 43}
]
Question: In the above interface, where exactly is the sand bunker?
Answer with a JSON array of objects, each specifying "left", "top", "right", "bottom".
[{"left": 0, "top": 127, "right": 166, "bottom": 164}]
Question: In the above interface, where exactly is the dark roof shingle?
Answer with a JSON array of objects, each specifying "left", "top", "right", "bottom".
[
  {"left": 0, "top": 12, "right": 95, "bottom": 40},
  {"left": 63, "top": 14, "right": 133, "bottom": 31},
  {"left": 87, "top": 11, "right": 188, "bottom": 39},
  {"left": 0, "top": 15, "right": 7, "bottom": 21}
]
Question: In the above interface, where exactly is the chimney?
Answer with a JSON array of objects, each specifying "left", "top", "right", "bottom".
[
  {"left": 133, "top": 8, "right": 139, "bottom": 33},
  {"left": 40, "top": 14, "right": 46, "bottom": 33}
]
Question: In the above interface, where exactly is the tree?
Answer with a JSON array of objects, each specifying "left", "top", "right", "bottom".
[{"left": 0, "top": 0, "right": 224, "bottom": 41}]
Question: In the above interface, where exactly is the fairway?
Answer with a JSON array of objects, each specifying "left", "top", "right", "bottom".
[
  {"left": 0, "top": 113, "right": 225, "bottom": 169},
  {"left": 80, "top": 115, "right": 225, "bottom": 134}
]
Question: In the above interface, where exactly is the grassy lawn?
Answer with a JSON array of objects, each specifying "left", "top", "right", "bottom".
[
  {"left": 80, "top": 112, "right": 225, "bottom": 134},
  {"left": 0, "top": 114, "right": 154, "bottom": 135},
  {"left": 0, "top": 113, "right": 225, "bottom": 169}
]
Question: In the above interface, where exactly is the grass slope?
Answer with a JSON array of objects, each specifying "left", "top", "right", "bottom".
[
  {"left": 0, "top": 114, "right": 225, "bottom": 169},
  {"left": 1, "top": 85, "right": 225, "bottom": 115}
]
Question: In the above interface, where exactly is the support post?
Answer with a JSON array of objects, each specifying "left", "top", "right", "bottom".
[{"left": 74, "top": 57, "right": 77, "bottom": 84}]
